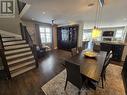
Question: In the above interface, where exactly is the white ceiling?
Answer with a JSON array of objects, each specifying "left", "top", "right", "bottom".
[{"left": 22, "top": 0, "right": 127, "bottom": 29}]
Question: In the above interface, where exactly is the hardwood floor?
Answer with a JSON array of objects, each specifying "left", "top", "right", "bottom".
[
  {"left": 0, "top": 49, "right": 71, "bottom": 95},
  {"left": 0, "top": 49, "right": 123, "bottom": 95}
]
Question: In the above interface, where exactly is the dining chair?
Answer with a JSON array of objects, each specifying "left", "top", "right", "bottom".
[
  {"left": 64, "top": 61, "right": 85, "bottom": 95},
  {"left": 71, "top": 48, "right": 78, "bottom": 56},
  {"left": 104, "top": 50, "right": 112, "bottom": 64},
  {"left": 106, "top": 50, "right": 112, "bottom": 58},
  {"left": 101, "top": 52, "right": 113, "bottom": 88},
  {"left": 78, "top": 47, "right": 83, "bottom": 53},
  {"left": 93, "top": 43, "right": 100, "bottom": 52}
]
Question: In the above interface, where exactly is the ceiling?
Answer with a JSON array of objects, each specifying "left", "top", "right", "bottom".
[{"left": 22, "top": 0, "right": 127, "bottom": 29}]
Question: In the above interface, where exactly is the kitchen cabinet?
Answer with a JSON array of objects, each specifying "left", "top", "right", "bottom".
[{"left": 100, "top": 42, "right": 124, "bottom": 61}]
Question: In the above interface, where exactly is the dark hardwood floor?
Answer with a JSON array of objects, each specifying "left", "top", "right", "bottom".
[
  {"left": 0, "top": 49, "right": 123, "bottom": 95},
  {"left": 0, "top": 49, "right": 71, "bottom": 95}
]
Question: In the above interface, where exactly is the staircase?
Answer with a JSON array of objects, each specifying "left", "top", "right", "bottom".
[{"left": 1, "top": 36, "right": 36, "bottom": 78}]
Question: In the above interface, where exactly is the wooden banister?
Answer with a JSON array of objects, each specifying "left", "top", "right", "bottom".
[
  {"left": 20, "top": 23, "right": 38, "bottom": 67},
  {"left": 0, "top": 35, "right": 11, "bottom": 79}
]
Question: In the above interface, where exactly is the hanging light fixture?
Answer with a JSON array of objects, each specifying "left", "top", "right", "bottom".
[
  {"left": 92, "top": 0, "right": 104, "bottom": 40},
  {"left": 92, "top": 26, "right": 102, "bottom": 39}
]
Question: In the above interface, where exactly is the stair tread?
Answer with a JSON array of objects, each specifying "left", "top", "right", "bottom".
[
  {"left": 11, "top": 65, "right": 36, "bottom": 77},
  {"left": 5, "top": 48, "right": 31, "bottom": 55},
  {"left": 4, "top": 44, "right": 29, "bottom": 50},
  {"left": 9, "top": 60, "right": 35, "bottom": 71},
  {"left": 3, "top": 40, "right": 26, "bottom": 46},
  {"left": 2, "top": 38, "right": 22, "bottom": 42},
  {"left": 8, "top": 56, "right": 34, "bottom": 65},
  {"left": 2, "top": 36, "right": 15, "bottom": 38},
  {"left": 6, "top": 51, "right": 32, "bottom": 60}
]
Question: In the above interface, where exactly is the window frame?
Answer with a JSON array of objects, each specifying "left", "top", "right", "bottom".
[
  {"left": 39, "top": 26, "right": 52, "bottom": 44},
  {"left": 115, "top": 29, "right": 124, "bottom": 39}
]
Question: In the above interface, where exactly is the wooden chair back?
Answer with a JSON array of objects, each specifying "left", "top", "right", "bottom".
[
  {"left": 101, "top": 53, "right": 112, "bottom": 77},
  {"left": 71, "top": 48, "right": 77, "bottom": 56},
  {"left": 78, "top": 47, "right": 83, "bottom": 53},
  {"left": 93, "top": 44, "right": 100, "bottom": 52},
  {"left": 65, "top": 61, "right": 83, "bottom": 89}
]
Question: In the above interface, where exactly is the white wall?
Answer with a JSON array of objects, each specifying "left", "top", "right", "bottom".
[{"left": 83, "top": 26, "right": 126, "bottom": 42}]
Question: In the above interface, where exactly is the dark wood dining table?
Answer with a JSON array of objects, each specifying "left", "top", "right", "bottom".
[{"left": 65, "top": 50, "right": 107, "bottom": 82}]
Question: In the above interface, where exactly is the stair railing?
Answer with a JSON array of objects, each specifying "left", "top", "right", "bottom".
[
  {"left": 20, "top": 23, "right": 38, "bottom": 67},
  {"left": 0, "top": 35, "right": 11, "bottom": 79}
]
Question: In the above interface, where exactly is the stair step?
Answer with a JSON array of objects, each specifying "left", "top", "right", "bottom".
[
  {"left": 8, "top": 56, "right": 34, "bottom": 65},
  {"left": 5, "top": 48, "right": 31, "bottom": 55},
  {"left": 6, "top": 51, "right": 32, "bottom": 60},
  {"left": 4, "top": 44, "right": 29, "bottom": 50},
  {"left": 9, "top": 60, "right": 35, "bottom": 71},
  {"left": 11, "top": 65, "right": 36, "bottom": 77},
  {"left": 3, "top": 40, "right": 26, "bottom": 46},
  {"left": 2, "top": 36, "right": 15, "bottom": 38},
  {"left": 2, "top": 38, "right": 22, "bottom": 42}
]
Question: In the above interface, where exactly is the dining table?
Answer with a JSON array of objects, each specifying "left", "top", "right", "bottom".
[{"left": 65, "top": 50, "right": 107, "bottom": 82}]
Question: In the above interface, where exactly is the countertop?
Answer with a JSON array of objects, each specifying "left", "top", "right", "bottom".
[
  {"left": 100, "top": 41, "right": 127, "bottom": 46},
  {"left": 82, "top": 41, "right": 127, "bottom": 46}
]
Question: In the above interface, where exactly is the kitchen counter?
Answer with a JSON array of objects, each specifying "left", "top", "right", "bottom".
[
  {"left": 100, "top": 42, "right": 125, "bottom": 62},
  {"left": 82, "top": 41, "right": 127, "bottom": 61},
  {"left": 100, "top": 41, "right": 127, "bottom": 46}
]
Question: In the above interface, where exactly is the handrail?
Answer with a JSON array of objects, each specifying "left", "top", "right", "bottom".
[
  {"left": 24, "top": 27, "right": 33, "bottom": 47},
  {"left": 20, "top": 23, "right": 38, "bottom": 67},
  {"left": 0, "top": 35, "right": 11, "bottom": 79}
]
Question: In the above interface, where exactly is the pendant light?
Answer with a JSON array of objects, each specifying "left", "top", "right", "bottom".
[{"left": 92, "top": 0, "right": 104, "bottom": 39}]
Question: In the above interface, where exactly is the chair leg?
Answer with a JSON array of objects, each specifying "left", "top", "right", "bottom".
[{"left": 64, "top": 80, "right": 68, "bottom": 90}]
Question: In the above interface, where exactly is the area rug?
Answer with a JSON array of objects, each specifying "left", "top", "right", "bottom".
[{"left": 41, "top": 64, "right": 125, "bottom": 95}]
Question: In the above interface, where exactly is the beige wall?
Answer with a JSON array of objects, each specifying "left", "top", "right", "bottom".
[
  {"left": 0, "top": 0, "right": 21, "bottom": 35},
  {"left": 22, "top": 20, "right": 36, "bottom": 44},
  {"left": 52, "top": 24, "right": 58, "bottom": 49},
  {"left": 78, "top": 23, "right": 84, "bottom": 47},
  {"left": 22, "top": 20, "right": 52, "bottom": 46}
]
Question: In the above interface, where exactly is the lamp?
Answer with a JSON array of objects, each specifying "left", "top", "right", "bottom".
[
  {"left": 92, "top": 26, "right": 102, "bottom": 39},
  {"left": 91, "top": 0, "right": 104, "bottom": 40}
]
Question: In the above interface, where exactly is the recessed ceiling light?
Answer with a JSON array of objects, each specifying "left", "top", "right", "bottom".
[{"left": 42, "top": 12, "right": 46, "bottom": 14}]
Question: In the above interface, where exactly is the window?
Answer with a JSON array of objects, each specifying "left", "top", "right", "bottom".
[
  {"left": 114, "top": 28, "right": 124, "bottom": 41},
  {"left": 39, "top": 27, "right": 52, "bottom": 43},
  {"left": 115, "top": 29, "right": 123, "bottom": 38}
]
